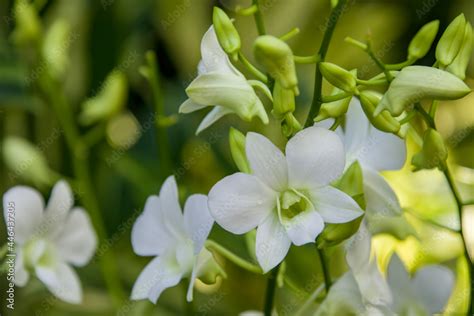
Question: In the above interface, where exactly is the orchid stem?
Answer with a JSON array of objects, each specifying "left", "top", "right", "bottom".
[
  {"left": 264, "top": 264, "right": 280, "bottom": 316},
  {"left": 238, "top": 51, "right": 268, "bottom": 83},
  {"left": 317, "top": 247, "right": 331, "bottom": 293},
  {"left": 205, "top": 240, "right": 262, "bottom": 274},
  {"left": 252, "top": 0, "right": 266, "bottom": 35},
  {"left": 305, "top": 0, "right": 348, "bottom": 127}
]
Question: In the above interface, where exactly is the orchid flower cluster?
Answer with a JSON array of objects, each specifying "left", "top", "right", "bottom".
[{"left": 2, "top": 0, "right": 473, "bottom": 315}]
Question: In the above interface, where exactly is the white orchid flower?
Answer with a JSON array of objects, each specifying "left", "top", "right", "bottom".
[
  {"left": 131, "top": 176, "right": 219, "bottom": 303},
  {"left": 208, "top": 126, "right": 363, "bottom": 272},
  {"left": 179, "top": 26, "right": 269, "bottom": 134},
  {"left": 386, "top": 254, "right": 454, "bottom": 315},
  {"left": 2, "top": 181, "right": 97, "bottom": 304}
]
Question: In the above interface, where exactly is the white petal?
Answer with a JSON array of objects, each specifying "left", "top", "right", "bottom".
[
  {"left": 286, "top": 126, "right": 345, "bottom": 189},
  {"left": 196, "top": 106, "right": 232, "bottom": 135},
  {"left": 256, "top": 213, "right": 291, "bottom": 273},
  {"left": 209, "top": 173, "right": 277, "bottom": 234},
  {"left": 159, "top": 176, "right": 186, "bottom": 238},
  {"left": 179, "top": 99, "right": 208, "bottom": 114},
  {"left": 309, "top": 186, "right": 363, "bottom": 223},
  {"left": 200, "top": 26, "right": 242, "bottom": 76},
  {"left": 36, "top": 262, "right": 82, "bottom": 304},
  {"left": 362, "top": 167, "right": 402, "bottom": 217},
  {"left": 412, "top": 265, "right": 454, "bottom": 314},
  {"left": 387, "top": 254, "right": 414, "bottom": 311},
  {"left": 362, "top": 127, "right": 406, "bottom": 171},
  {"left": 3, "top": 186, "right": 44, "bottom": 244},
  {"left": 343, "top": 99, "right": 370, "bottom": 160},
  {"left": 42, "top": 181, "right": 74, "bottom": 238},
  {"left": 132, "top": 196, "right": 174, "bottom": 257},
  {"left": 246, "top": 133, "right": 288, "bottom": 192},
  {"left": 131, "top": 255, "right": 183, "bottom": 303},
  {"left": 184, "top": 194, "right": 214, "bottom": 254},
  {"left": 14, "top": 248, "right": 30, "bottom": 286},
  {"left": 345, "top": 222, "right": 372, "bottom": 272},
  {"left": 54, "top": 208, "right": 97, "bottom": 267},
  {"left": 283, "top": 210, "right": 324, "bottom": 246}
]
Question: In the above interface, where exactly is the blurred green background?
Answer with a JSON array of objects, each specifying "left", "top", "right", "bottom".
[{"left": 0, "top": 0, "right": 473, "bottom": 315}]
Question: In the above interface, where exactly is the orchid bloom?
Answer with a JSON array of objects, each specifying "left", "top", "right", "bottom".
[
  {"left": 208, "top": 126, "right": 363, "bottom": 272},
  {"left": 179, "top": 26, "right": 269, "bottom": 134},
  {"left": 131, "top": 176, "right": 220, "bottom": 303},
  {"left": 2, "top": 181, "right": 97, "bottom": 303}
]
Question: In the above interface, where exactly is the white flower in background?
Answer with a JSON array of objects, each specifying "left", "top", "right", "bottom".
[
  {"left": 179, "top": 26, "right": 269, "bottom": 134},
  {"left": 319, "top": 222, "right": 454, "bottom": 316},
  {"left": 208, "top": 126, "right": 363, "bottom": 272},
  {"left": 131, "top": 176, "right": 219, "bottom": 303},
  {"left": 386, "top": 254, "right": 454, "bottom": 315},
  {"left": 2, "top": 181, "right": 97, "bottom": 304}
]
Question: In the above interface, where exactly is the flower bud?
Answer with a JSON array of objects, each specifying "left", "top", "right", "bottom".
[
  {"left": 319, "top": 62, "right": 357, "bottom": 94},
  {"left": 229, "top": 127, "right": 250, "bottom": 173},
  {"left": 253, "top": 35, "right": 299, "bottom": 95},
  {"left": 281, "top": 113, "right": 302, "bottom": 138},
  {"left": 12, "top": 0, "right": 42, "bottom": 46},
  {"left": 408, "top": 20, "right": 439, "bottom": 60},
  {"left": 3, "top": 136, "right": 56, "bottom": 187},
  {"left": 359, "top": 91, "right": 400, "bottom": 133},
  {"left": 213, "top": 7, "right": 241, "bottom": 61},
  {"left": 411, "top": 128, "right": 448, "bottom": 171},
  {"left": 106, "top": 111, "right": 141, "bottom": 150},
  {"left": 375, "top": 66, "right": 471, "bottom": 116},
  {"left": 186, "top": 72, "right": 268, "bottom": 123},
  {"left": 446, "top": 22, "right": 473, "bottom": 80},
  {"left": 436, "top": 14, "right": 467, "bottom": 66},
  {"left": 79, "top": 70, "right": 128, "bottom": 126},
  {"left": 272, "top": 81, "right": 295, "bottom": 119},
  {"left": 315, "top": 88, "right": 352, "bottom": 122},
  {"left": 42, "top": 20, "right": 71, "bottom": 79}
]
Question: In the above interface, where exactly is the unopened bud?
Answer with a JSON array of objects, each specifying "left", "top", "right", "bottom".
[
  {"left": 213, "top": 7, "right": 241, "bottom": 61},
  {"left": 408, "top": 20, "right": 439, "bottom": 60},
  {"left": 272, "top": 81, "right": 295, "bottom": 119},
  {"left": 229, "top": 127, "right": 250, "bottom": 173},
  {"left": 254, "top": 35, "right": 299, "bottom": 95},
  {"left": 436, "top": 14, "right": 467, "bottom": 66},
  {"left": 359, "top": 91, "right": 400, "bottom": 133},
  {"left": 412, "top": 129, "right": 448, "bottom": 171},
  {"left": 319, "top": 62, "right": 357, "bottom": 94},
  {"left": 446, "top": 22, "right": 473, "bottom": 80}
]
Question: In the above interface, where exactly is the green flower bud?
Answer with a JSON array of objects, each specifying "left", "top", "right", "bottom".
[
  {"left": 436, "top": 14, "right": 467, "bottom": 66},
  {"left": 359, "top": 91, "right": 400, "bottom": 133},
  {"left": 79, "top": 71, "right": 128, "bottom": 126},
  {"left": 272, "top": 81, "right": 295, "bottom": 119},
  {"left": 446, "top": 22, "right": 473, "bottom": 80},
  {"left": 253, "top": 35, "right": 299, "bottom": 95},
  {"left": 106, "top": 111, "right": 141, "bottom": 150},
  {"left": 315, "top": 88, "right": 352, "bottom": 122},
  {"left": 375, "top": 66, "right": 471, "bottom": 116},
  {"left": 42, "top": 20, "right": 72, "bottom": 79},
  {"left": 411, "top": 128, "right": 448, "bottom": 171},
  {"left": 408, "top": 20, "right": 439, "bottom": 60},
  {"left": 3, "top": 136, "right": 56, "bottom": 187},
  {"left": 281, "top": 113, "right": 302, "bottom": 138},
  {"left": 318, "top": 162, "right": 365, "bottom": 248},
  {"left": 229, "top": 127, "right": 250, "bottom": 173},
  {"left": 213, "top": 7, "right": 241, "bottom": 61},
  {"left": 319, "top": 62, "right": 357, "bottom": 94},
  {"left": 12, "top": 0, "right": 42, "bottom": 46}
]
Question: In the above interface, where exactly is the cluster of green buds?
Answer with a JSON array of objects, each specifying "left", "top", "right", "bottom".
[{"left": 436, "top": 14, "right": 473, "bottom": 80}]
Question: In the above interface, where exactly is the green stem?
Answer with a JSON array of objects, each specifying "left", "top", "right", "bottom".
[
  {"left": 398, "top": 111, "right": 417, "bottom": 125},
  {"left": 144, "top": 51, "right": 172, "bottom": 181},
  {"left": 385, "top": 58, "right": 417, "bottom": 70},
  {"left": 356, "top": 78, "right": 388, "bottom": 86},
  {"left": 264, "top": 264, "right": 280, "bottom": 316},
  {"left": 39, "top": 72, "right": 126, "bottom": 307},
  {"left": 238, "top": 51, "right": 268, "bottom": 83},
  {"left": 304, "top": 0, "right": 348, "bottom": 127},
  {"left": 205, "top": 240, "right": 262, "bottom": 274},
  {"left": 330, "top": 117, "right": 342, "bottom": 131},
  {"left": 317, "top": 247, "right": 331, "bottom": 293},
  {"left": 294, "top": 284, "right": 325, "bottom": 316},
  {"left": 294, "top": 55, "right": 320, "bottom": 64},
  {"left": 184, "top": 282, "right": 193, "bottom": 316},
  {"left": 366, "top": 42, "right": 393, "bottom": 82},
  {"left": 279, "top": 27, "right": 300, "bottom": 41},
  {"left": 252, "top": 0, "right": 266, "bottom": 35},
  {"left": 429, "top": 100, "right": 439, "bottom": 117},
  {"left": 321, "top": 92, "right": 350, "bottom": 103},
  {"left": 414, "top": 102, "right": 436, "bottom": 129}
]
